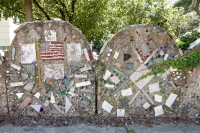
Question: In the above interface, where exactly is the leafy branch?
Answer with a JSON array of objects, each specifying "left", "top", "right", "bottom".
[{"left": 137, "top": 50, "right": 200, "bottom": 81}]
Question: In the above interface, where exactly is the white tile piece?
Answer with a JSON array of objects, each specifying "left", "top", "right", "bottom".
[
  {"left": 165, "top": 93, "right": 177, "bottom": 107},
  {"left": 34, "top": 92, "right": 40, "bottom": 99},
  {"left": 143, "top": 102, "right": 150, "bottom": 109},
  {"left": 74, "top": 74, "right": 87, "bottom": 78},
  {"left": 10, "top": 82, "right": 24, "bottom": 87},
  {"left": 10, "top": 63, "right": 21, "bottom": 71},
  {"left": 103, "top": 70, "right": 111, "bottom": 80},
  {"left": 102, "top": 101, "right": 113, "bottom": 113},
  {"left": 16, "top": 93, "right": 23, "bottom": 99},
  {"left": 154, "top": 105, "right": 164, "bottom": 117},
  {"left": 84, "top": 48, "right": 90, "bottom": 61},
  {"left": 160, "top": 50, "right": 164, "bottom": 56},
  {"left": 129, "top": 64, "right": 154, "bottom": 89},
  {"left": 44, "top": 64, "right": 64, "bottom": 80},
  {"left": 117, "top": 109, "right": 125, "bottom": 117},
  {"left": 110, "top": 76, "right": 120, "bottom": 84},
  {"left": 148, "top": 83, "right": 160, "bottom": 93},
  {"left": 44, "top": 30, "right": 57, "bottom": 41},
  {"left": 51, "top": 92, "right": 56, "bottom": 104},
  {"left": 30, "top": 104, "right": 41, "bottom": 112},
  {"left": 79, "top": 65, "right": 91, "bottom": 72},
  {"left": 121, "top": 88, "right": 133, "bottom": 96},
  {"left": 68, "top": 91, "right": 77, "bottom": 97},
  {"left": 132, "top": 47, "right": 143, "bottom": 63},
  {"left": 65, "top": 97, "right": 72, "bottom": 113},
  {"left": 44, "top": 100, "right": 50, "bottom": 107},
  {"left": 114, "top": 51, "right": 119, "bottom": 59},
  {"left": 154, "top": 94, "right": 162, "bottom": 102},
  {"left": 144, "top": 48, "right": 159, "bottom": 64},
  {"left": 105, "top": 84, "right": 114, "bottom": 88},
  {"left": 20, "top": 43, "right": 36, "bottom": 64},
  {"left": 164, "top": 54, "right": 168, "bottom": 60},
  {"left": 67, "top": 42, "right": 82, "bottom": 63},
  {"left": 75, "top": 81, "right": 91, "bottom": 87}
]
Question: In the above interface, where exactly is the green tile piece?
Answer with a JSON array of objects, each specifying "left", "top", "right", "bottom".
[
  {"left": 70, "top": 87, "right": 75, "bottom": 92},
  {"left": 61, "top": 90, "right": 66, "bottom": 98},
  {"left": 21, "top": 73, "right": 29, "bottom": 79}
]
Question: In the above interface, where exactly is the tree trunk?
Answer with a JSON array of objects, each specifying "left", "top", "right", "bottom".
[{"left": 25, "top": 0, "right": 33, "bottom": 22}]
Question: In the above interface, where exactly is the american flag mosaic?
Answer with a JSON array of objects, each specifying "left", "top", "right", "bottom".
[{"left": 40, "top": 42, "right": 64, "bottom": 60}]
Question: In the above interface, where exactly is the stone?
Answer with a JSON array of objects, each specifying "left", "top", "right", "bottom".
[
  {"left": 24, "top": 82, "right": 35, "bottom": 91},
  {"left": 124, "top": 53, "right": 131, "bottom": 61},
  {"left": 126, "top": 63, "right": 134, "bottom": 70}
]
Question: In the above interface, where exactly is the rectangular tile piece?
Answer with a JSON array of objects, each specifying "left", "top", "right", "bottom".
[
  {"left": 79, "top": 65, "right": 91, "bottom": 72},
  {"left": 10, "top": 63, "right": 21, "bottom": 71},
  {"left": 129, "top": 90, "right": 140, "bottom": 105},
  {"left": 121, "top": 88, "right": 133, "bottom": 96},
  {"left": 148, "top": 83, "right": 160, "bottom": 93},
  {"left": 114, "top": 51, "right": 119, "bottom": 59},
  {"left": 18, "top": 97, "right": 32, "bottom": 110},
  {"left": 74, "top": 74, "right": 87, "bottom": 78},
  {"left": 102, "top": 101, "right": 113, "bottom": 113},
  {"left": 10, "top": 82, "right": 24, "bottom": 87},
  {"left": 103, "top": 70, "right": 111, "bottom": 80},
  {"left": 84, "top": 48, "right": 90, "bottom": 61},
  {"left": 76, "top": 81, "right": 91, "bottom": 87},
  {"left": 154, "top": 105, "right": 164, "bottom": 117},
  {"left": 117, "top": 109, "right": 125, "bottom": 117},
  {"left": 165, "top": 93, "right": 177, "bottom": 107}
]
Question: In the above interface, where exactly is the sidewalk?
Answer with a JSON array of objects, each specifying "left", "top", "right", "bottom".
[{"left": 0, "top": 123, "right": 200, "bottom": 133}]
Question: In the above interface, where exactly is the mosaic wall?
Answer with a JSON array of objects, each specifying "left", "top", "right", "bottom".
[
  {"left": 97, "top": 25, "right": 197, "bottom": 117},
  {"left": 5, "top": 21, "right": 95, "bottom": 117}
]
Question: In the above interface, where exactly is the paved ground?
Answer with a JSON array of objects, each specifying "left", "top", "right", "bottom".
[{"left": 0, "top": 123, "right": 200, "bottom": 133}]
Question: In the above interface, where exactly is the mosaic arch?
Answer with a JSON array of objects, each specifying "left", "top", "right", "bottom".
[
  {"left": 98, "top": 24, "right": 187, "bottom": 117},
  {"left": 5, "top": 20, "right": 95, "bottom": 117}
]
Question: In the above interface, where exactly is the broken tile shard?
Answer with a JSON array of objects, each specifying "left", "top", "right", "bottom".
[
  {"left": 16, "top": 93, "right": 24, "bottom": 99},
  {"left": 124, "top": 53, "right": 131, "bottom": 61},
  {"left": 165, "top": 93, "right": 177, "bottom": 107},
  {"left": 76, "top": 81, "right": 91, "bottom": 88},
  {"left": 74, "top": 74, "right": 87, "bottom": 78},
  {"left": 10, "top": 82, "right": 24, "bottom": 87},
  {"left": 66, "top": 66, "right": 79, "bottom": 76},
  {"left": 143, "top": 102, "right": 150, "bottom": 109},
  {"left": 21, "top": 73, "right": 29, "bottom": 79},
  {"left": 28, "top": 29, "right": 40, "bottom": 39},
  {"left": 10, "top": 63, "right": 21, "bottom": 71},
  {"left": 63, "top": 78, "right": 74, "bottom": 90},
  {"left": 103, "top": 70, "right": 112, "bottom": 80},
  {"left": 154, "top": 105, "right": 164, "bottom": 117},
  {"left": 84, "top": 48, "right": 90, "bottom": 61},
  {"left": 24, "top": 82, "right": 35, "bottom": 91},
  {"left": 148, "top": 83, "right": 160, "bottom": 93},
  {"left": 30, "top": 104, "right": 41, "bottom": 112},
  {"left": 117, "top": 109, "right": 125, "bottom": 117},
  {"left": 53, "top": 103, "right": 62, "bottom": 113},
  {"left": 102, "top": 101, "right": 113, "bottom": 113},
  {"left": 18, "top": 97, "right": 32, "bottom": 110},
  {"left": 79, "top": 65, "right": 91, "bottom": 72},
  {"left": 65, "top": 97, "right": 72, "bottom": 113},
  {"left": 114, "top": 51, "right": 119, "bottom": 59},
  {"left": 121, "top": 88, "right": 133, "bottom": 96},
  {"left": 34, "top": 92, "right": 40, "bottom": 99}
]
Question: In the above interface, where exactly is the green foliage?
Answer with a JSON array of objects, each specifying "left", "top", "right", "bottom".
[
  {"left": 174, "top": 0, "right": 195, "bottom": 13},
  {"left": 177, "top": 30, "right": 200, "bottom": 51},
  {"left": 128, "top": 128, "right": 136, "bottom": 133},
  {"left": 137, "top": 50, "right": 200, "bottom": 81}
]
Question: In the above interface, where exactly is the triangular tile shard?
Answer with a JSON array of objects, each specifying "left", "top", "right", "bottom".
[
  {"left": 65, "top": 97, "right": 72, "bottom": 113},
  {"left": 24, "top": 82, "right": 35, "bottom": 91},
  {"left": 124, "top": 53, "right": 131, "bottom": 61},
  {"left": 30, "top": 104, "right": 41, "bottom": 112}
]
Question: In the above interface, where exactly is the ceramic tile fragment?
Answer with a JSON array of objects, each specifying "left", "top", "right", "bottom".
[
  {"left": 165, "top": 93, "right": 177, "bottom": 107},
  {"left": 129, "top": 64, "right": 154, "bottom": 89},
  {"left": 44, "top": 64, "right": 64, "bottom": 80},
  {"left": 74, "top": 74, "right": 87, "bottom": 78},
  {"left": 110, "top": 76, "right": 120, "bottom": 84},
  {"left": 20, "top": 43, "right": 36, "bottom": 64},
  {"left": 141, "top": 89, "right": 155, "bottom": 105},
  {"left": 65, "top": 97, "right": 72, "bottom": 113},
  {"left": 124, "top": 53, "right": 131, "bottom": 61},
  {"left": 135, "top": 97, "right": 146, "bottom": 107},
  {"left": 12, "top": 47, "right": 15, "bottom": 60},
  {"left": 67, "top": 42, "right": 82, "bottom": 63},
  {"left": 154, "top": 105, "right": 164, "bottom": 117},
  {"left": 44, "top": 30, "right": 57, "bottom": 41},
  {"left": 66, "top": 66, "right": 79, "bottom": 76},
  {"left": 30, "top": 104, "right": 41, "bottom": 112},
  {"left": 51, "top": 92, "right": 56, "bottom": 103},
  {"left": 24, "top": 82, "right": 35, "bottom": 91},
  {"left": 21, "top": 73, "right": 29, "bottom": 79},
  {"left": 34, "top": 92, "right": 40, "bottom": 99},
  {"left": 129, "top": 90, "right": 140, "bottom": 104},
  {"left": 126, "top": 63, "right": 134, "bottom": 70},
  {"left": 132, "top": 47, "right": 143, "bottom": 63},
  {"left": 10, "top": 63, "right": 21, "bottom": 71},
  {"left": 164, "top": 54, "right": 168, "bottom": 60},
  {"left": 148, "top": 83, "right": 160, "bottom": 93},
  {"left": 28, "top": 29, "right": 40, "bottom": 39},
  {"left": 103, "top": 70, "right": 111, "bottom": 80},
  {"left": 102, "top": 101, "right": 113, "bottom": 113},
  {"left": 10, "top": 82, "right": 24, "bottom": 87},
  {"left": 16, "top": 93, "right": 23, "bottom": 99},
  {"left": 64, "top": 78, "right": 74, "bottom": 89},
  {"left": 114, "top": 51, "right": 119, "bottom": 59},
  {"left": 143, "top": 102, "right": 150, "bottom": 109},
  {"left": 121, "top": 88, "right": 133, "bottom": 96},
  {"left": 84, "top": 48, "right": 90, "bottom": 61},
  {"left": 154, "top": 94, "right": 162, "bottom": 102},
  {"left": 160, "top": 50, "right": 164, "bottom": 56},
  {"left": 79, "top": 65, "right": 91, "bottom": 72},
  {"left": 68, "top": 92, "right": 77, "bottom": 97},
  {"left": 144, "top": 48, "right": 159, "bottom": 64},
  {"left": 44, "top": 100, "right": 50, "bottom": 107},
  {"left": 105, "top": 84, "right": 114, "bottom": 88},
  {"left": 80, "top": 88, "right": 93, "bottom": 93},
  {"left": 76, "top": 81, "right": 91, "bottom": 87},
  {"left": 117, "top": 109, "right": 125, "bottom": 117},
  {"left": 6, "top": 74, "right": 20, "bottom": 77},
  {"left": 115, "top": 63, "right": 121, "bottom": 68},
  {"left": 18, "top": 97, "right": 32, "bottom": 110},
  {"left": 53, "top": 103, "right": 62, "bottom": 113}
]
